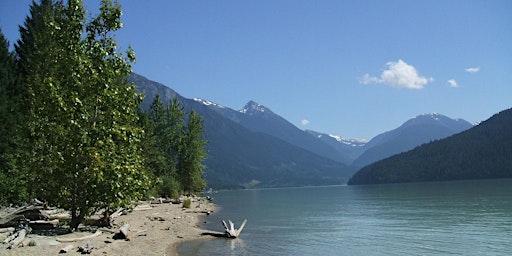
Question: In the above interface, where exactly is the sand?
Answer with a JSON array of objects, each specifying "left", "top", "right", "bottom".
[{"left": 0, "top": 198, "right": 216, "bottom": 256}]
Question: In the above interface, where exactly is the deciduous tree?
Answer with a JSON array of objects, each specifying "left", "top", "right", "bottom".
[{"left": 15, "top": 0, "right": 149, "bottom": 229}]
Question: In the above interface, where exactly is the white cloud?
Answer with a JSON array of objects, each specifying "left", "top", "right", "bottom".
[
  {"left": 465, "top": 67, "right": 480, "bottom": 73},
  {"left": 300, "top": 119, "right": 310, "bottom": 126},
  {"left": 360, "top": 59, "right": 433, "bottom": 89},
  {"left": 447, "top": 79, "right": 458, "bottom": 87}
]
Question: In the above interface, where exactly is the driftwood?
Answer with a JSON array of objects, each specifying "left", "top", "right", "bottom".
[
  {"left": 222, "top": 219, "right": 247, "bottom": 238},
  {"left": 59, "top": 244, "right": 74, "bottom": 253},
  {"left": 133, "top": 204, "right": 152, "bottom": 211},
  {"left": 112, "top": 223, "right": 130, "bottom": 240},
  {"left": 78, "top": 241, "right": 94, "bottom": 254},
  {"left": 6, "top": 226, "right": 31, "bottom": 249},
  {"left": 120, "top": 224, "right": 130, "bottom": 240},
  {"left": 29, "top": 219, "right": 59, "bottom": 230},
  {"left": 110, "top": 208, "right": 124, "bottom": 220},
  {"left": 55, "top": 230, "right": 102, "bottom": 243},
  {"left": 0, "top": 227, "right": 15, "bottom": 233}
]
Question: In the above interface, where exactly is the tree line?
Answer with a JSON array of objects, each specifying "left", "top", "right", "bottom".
[{"left": 0, "top": 0, "right": 207, "bottom": 230}]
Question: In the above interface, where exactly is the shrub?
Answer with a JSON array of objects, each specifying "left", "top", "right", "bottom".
[{"left": 182, "top": 199, "right": 191, "bottom": 208}]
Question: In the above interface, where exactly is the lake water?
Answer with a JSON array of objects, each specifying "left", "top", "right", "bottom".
[{"left": 178, "top": 179, "right": 512, "bottom": 255}]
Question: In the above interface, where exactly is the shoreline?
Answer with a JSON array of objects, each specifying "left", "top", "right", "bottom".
[{"left": 1, "top": 198, "right": 217, "bottom": 256}]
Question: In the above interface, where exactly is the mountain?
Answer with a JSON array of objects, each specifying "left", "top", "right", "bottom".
[
  {"left": 194, "top": 99, "right": 351, "bottom": 164},
  {"left": 129, "top": 73, "right": 351, "bottom": 189},
  {"left": 351, "top": 113, "right": 473, "bottom": 167},
  {"left": 348, "top": 108, "right": 512, "bottom": 185},
  {"left": 306, "top": 130, "right": 367, "bottom": 162}
]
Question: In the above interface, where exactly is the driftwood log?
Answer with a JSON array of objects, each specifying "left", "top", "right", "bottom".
[
  {"left": 120, "top": 224, "right": 130, "bottom": 240},
  {"left": 0, "top": 227, "right": 15, "bottom": 233},
  {"left": 55, "top": 230, "right": 102, "bottom": 243},
  {"left": 222, "top": 219, "right": 247, "bottom": 238},
  {"left": 5, "top": 226, "right": 31, "bottom": 249},
  {"left": 112, "top": 223, "right": 130, "bottom": 240},
  {"left": 59, "top": 244, "right": 74, "bottom": 253}
]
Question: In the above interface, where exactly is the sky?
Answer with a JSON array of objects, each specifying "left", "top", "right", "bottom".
[{"left": 1, "top": 0, "right": 511, "bottom": 140}]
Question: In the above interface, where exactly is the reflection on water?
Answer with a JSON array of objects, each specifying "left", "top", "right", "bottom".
[{"left": 177, "top": 179, "right": 512, "bottom": 256}]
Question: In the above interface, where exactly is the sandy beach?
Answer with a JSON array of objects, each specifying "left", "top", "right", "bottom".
[{"left": 0, "top": 198, "right": 216, "bottom": 256}]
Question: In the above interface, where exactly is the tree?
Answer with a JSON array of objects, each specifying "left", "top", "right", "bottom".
[
  {"left": 0, "top": 29, "right": 26, "bottom": 205},
  {"left": 142, "top": 96, "right": 183, "bottom": 197},
  {"left": 14, "top": 0, "right": 65, "bottom": 201},
  {"left": 141, "top": 96, "right": 207, "bottom": 196},
  {"left": 15, "top": 0, "right": 149, "bottom": 229},
  {"left": 177, "top": 109, "right": 207, "bottom": 194}
]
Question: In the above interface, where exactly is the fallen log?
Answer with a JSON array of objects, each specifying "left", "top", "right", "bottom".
[
  {"left": 7, "top": 226, "right": 30, "bottom": 249},
  {"left": 133, "top": 204, "right": 152, "bottom": 211},
  {"left": 3, "top": 231, "right": 18, "bottom": 244},
  {"left": 29, "top": 219, "right": 59, "bottom": 230},
  {"left": 55, "top": 230, "right": 102, "bottom": 243},
  {"left": 120, "top": 224, "right": 130, "bottom": 240},
  {"left": 0, "top": 227, "right": 15, "bottom": 233},
  {"left": 110, "top": 208, "right": 124, "bottom": 220},
  {"left": 113, "top": 224, "right": 130, "bottom": 240},
  {"left": 59, "top": 244, "right": 74, "bottom": 253}
]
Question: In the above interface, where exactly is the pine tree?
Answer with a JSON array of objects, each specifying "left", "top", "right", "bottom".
[
  {"left": 177, "top": 109, "right": 207, "bottom": 194},
  {"left": 0, "top": 29, "right": 26, "bottom": 205}
]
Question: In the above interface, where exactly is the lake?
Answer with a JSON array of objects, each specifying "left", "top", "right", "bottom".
[{"left": 177, "top": 179, "right": 512, "bottom": 255}]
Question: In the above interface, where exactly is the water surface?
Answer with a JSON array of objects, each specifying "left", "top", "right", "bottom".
[{"left": 178, "top": 179, "right": 512, "bottom": 255}]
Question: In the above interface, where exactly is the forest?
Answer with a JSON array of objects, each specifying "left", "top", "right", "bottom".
[
  {"left": 0, "top": 0, "right": 207, "bottom": 230},
  {"left": 348, "top": 108, "right": 512, "bottom": 185}
]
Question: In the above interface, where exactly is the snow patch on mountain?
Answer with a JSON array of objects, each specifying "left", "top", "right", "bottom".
[
  {"left": 328, "top": 134, "right": 368, "bottom": 147},
  {"left": 194, "top": 98, "right": 225, "bottom": 108},
  {"left": 240, "top": 100, "right": 269, "bottom": 115}
]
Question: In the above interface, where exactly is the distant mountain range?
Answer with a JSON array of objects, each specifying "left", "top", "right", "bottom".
[
  {"left": 130, "top": 73, "right": 350, "bottom": 189},
  {"left": 129, "top": 73, "right": 481, "bottom": 189},
  {"left": 350, "top": 113, "right": 473, "bottom": 167},
  {"left": 348, "top": 108, "right": 512, "bottom": 185}
]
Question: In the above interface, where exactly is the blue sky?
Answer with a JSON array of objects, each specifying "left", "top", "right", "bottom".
[{"left": 1, "top": 0, "right": 511, "bottom": 139}]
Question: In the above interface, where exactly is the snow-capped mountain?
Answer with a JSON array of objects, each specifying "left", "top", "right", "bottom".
[
  {"left": 131, "top": 72, "right": 478, "bottom": 188},
  {"left": 193, "top": 98, "right": 225, "bottom": 109},
  {"left": 203, "top": 99, "right": 352, "bottom": 164},
  {"left": 306, "top": 130, "right": 367, "bottom": 163},
  {"left": 240, "top": 100, "right": 269, "bottom": 115},
  {"left": 352, "top": 112, "right": 473, "bottom": 167},
  {"left": 131, "top": 73, "right": 352, "bottom": 188}
]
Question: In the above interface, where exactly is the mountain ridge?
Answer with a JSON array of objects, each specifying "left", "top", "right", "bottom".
[
  {"left": 348, "top": 108, "right": 512, "bottom": 185},
  {"left": 129, "top": 73, "right": 351, "bottom": 189}
]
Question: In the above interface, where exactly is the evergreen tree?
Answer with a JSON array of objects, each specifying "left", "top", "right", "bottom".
[
  {"left": 142, "top": 96, "right": 207, "bottom": 196},
  {"left": 0, "top": 29, "right": 26, "bottom": 205},
  {"left": 15, "top": 0, "right": 64, "bottom": 201},
  {"left": 177, "top": 109, "right": 207, "bottom": 194}
]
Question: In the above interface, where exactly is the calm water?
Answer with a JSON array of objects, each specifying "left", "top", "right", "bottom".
[{"left": 178, "top": 179, "right": 512, "bottom": 255}]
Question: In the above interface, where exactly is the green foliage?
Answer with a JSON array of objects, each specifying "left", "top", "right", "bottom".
[
  {"left": 157, "top": 175, "right": 182, "bottom": 199},
  {"left": 141, "top": 96, "right": 207, "bottom": 196},
  {"left": 348, "top": 109, "right": 512, "bottom": 185},
  {"left": 182, "top": 199, "right": 191, "bottom": 209},
  {"left": 177, "top": 110, "right": 207, "bottom": 193},
  {"left": 0, "top": 29, "right": 27, "bottom": 205},
  {"left": 12, "top": 0, "right": 149, "bottom": 229}
]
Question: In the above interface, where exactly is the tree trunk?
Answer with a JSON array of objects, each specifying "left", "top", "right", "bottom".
[{"left": 70, "top": 209, "right": 84, "bottom": 231}]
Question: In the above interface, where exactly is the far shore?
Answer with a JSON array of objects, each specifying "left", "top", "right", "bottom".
[{"left": 1, "top": 198, "right": 217, "bottom": 256}]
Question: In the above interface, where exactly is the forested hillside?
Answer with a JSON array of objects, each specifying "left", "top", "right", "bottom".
[{"left": 348, "top": 108, "right": 512, "bottom": 185}]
